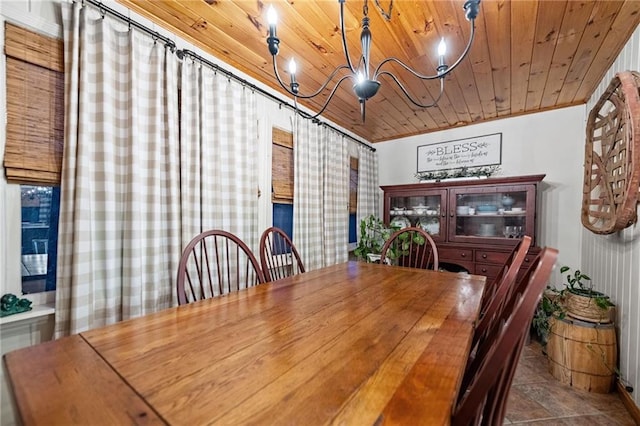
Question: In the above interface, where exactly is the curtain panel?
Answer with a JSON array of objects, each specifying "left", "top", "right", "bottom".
[
  {"left": 321, "top": 129, "right": 349, "bottom": 266},
  {"left": 57, "top": 3, "right": 181, "bottom": 336},
  {"left": 179, "top": 60, "right": 259, "bottom": 254},
  {"left": 356, "top": 145, "right": 379, "bottom": 224},
  {"left": 293, "top": 118, "right": 350, "bottom": 270}
]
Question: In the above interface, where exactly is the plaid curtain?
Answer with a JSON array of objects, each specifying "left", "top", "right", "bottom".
[
  {"left": 357, "top": 144, "right": 379, "bottom": 224},
  {"left": 322, "top": 129, "right": 349, "bottom": 265},
  {"left": 179, "top": 60, "right": 259, "bottom": 253},
  {"left": 56, "top": 2, "right": 181, "bottom": 336},
  {"left": 294, "top": 118, "right": 350, "bottom": 270}
]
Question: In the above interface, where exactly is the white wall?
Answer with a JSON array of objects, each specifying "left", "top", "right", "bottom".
[
  {"left": 376, "top": 105, "right": 586, "bottom": 276},
  {"left": 582, "top": 25, "right": 640, "bottom": 408}
]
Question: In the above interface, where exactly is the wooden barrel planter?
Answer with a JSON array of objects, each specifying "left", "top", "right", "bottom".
[{"left": 547, "top": 316, "right": 617, "bottom": 393}]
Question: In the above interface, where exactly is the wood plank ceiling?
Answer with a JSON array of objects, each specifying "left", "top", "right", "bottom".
[{"left": 115, "top": 0, "right": 640, "bottom": 143}]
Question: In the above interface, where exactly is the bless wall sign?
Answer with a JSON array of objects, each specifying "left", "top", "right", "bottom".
[{"left": 417, "top": 133, "right": 502, "bottom": 173}]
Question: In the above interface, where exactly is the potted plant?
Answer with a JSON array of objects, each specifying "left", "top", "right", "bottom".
[
  {"left": 354, "top": 215, "right": 426, "bottom": 263},
  {"left": 532, "top": 265, "right": 614, "bottom": 344},
  {"left": 353, "top": 215, "right": 394, "bottom": 263},
  {"left": 559, "top": 266, "right": 614, "bottom": 323}
]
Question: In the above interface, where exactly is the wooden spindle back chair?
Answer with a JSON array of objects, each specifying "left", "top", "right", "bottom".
[
  {"left": 176, "top": 230, "right": 265, "bottom": 305},
  {"left": 379, "top": 227, "right": 439, "bottom": 270},
  {"left": 259, "top": 226, "right": 305, "bottom": 282},
  {"left": 453, "top": 247, "right": 558, "bottom": 426},
  {"left": 479, "top": 235, "right": 532, "bottom": 315}
]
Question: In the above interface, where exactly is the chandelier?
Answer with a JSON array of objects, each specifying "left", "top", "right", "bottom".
[{"left": 266, "top": 0, "right": 481, "bottom": 121}]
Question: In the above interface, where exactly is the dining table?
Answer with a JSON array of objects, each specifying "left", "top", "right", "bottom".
[{"left": 4, "top": 261, "right": 486, "bottom": 425}]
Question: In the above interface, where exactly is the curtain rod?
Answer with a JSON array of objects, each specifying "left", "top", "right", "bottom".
[{"left": 83, "top": 0, "right": 376, "bottom": 153}]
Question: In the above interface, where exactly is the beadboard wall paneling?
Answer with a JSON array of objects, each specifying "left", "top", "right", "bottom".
[{"left": 582, "top": 24, "right": 640, "bottom": 408}]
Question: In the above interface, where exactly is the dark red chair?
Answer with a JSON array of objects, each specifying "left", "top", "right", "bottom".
[
  {"left": 379, "top": 226, "right": 439, "bottom": 270},
  {"left": 479, "top": 235, "right": 532, "bottom": 315},
  {"left": 176, "top": 230, "right": 265, "bottom": 305},
  {"left": 259, "top": 226, "right": 305, "bottom": 282},
  {"left": 452, "top": 247, "right": 558, "bottom": 425}
]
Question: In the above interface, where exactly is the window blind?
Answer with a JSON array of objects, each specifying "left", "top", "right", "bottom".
[
  {"left": 349, "top": 157, "right": 358, "bottom": 213},
  {"left": 272, "top": 127, "right": 294, "bottom": 204},
  {"left": 4, "top": 23, "right": 64, "bottom": 185}
]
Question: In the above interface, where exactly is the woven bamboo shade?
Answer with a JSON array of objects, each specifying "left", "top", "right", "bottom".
[
  {"left": 272, "top": 127, "right": 293, "bottom": 204},
  {"left": 582, "top": 71, "right": 640, "bottom": 234},
  {"left": 3, "top": 23, "right": 64, "bottom": 185},
  {"left": 349, "top": 157, "right": 358, "bottom": 214}
]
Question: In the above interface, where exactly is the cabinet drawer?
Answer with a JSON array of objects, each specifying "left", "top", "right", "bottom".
[
  {"left": 475, "top": 263, "right": 503, "bottom": 279},
  {"left": 475, "top": 250, "right": 509, "bottom": 264},
  {"left": 439, "top": 248, "right": 473, "bottom": 262}
]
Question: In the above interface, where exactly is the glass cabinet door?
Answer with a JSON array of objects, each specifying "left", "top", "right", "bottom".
[
  {"left": 386, "top": 190, "right": 447, "bottom": 240},
  {"left": 448, "top": 185, "right": 534, "bottom": 244}
]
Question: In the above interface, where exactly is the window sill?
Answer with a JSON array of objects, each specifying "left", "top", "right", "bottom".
[{"left": 0, "top": 303, "right": 55, "bottom": 326}]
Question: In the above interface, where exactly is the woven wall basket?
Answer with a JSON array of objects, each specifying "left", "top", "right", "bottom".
[{"left": 582, "top": 71, "right": 640, "bottom": 234}]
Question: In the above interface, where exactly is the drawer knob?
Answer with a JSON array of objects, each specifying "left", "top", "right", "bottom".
[
  {"left": 481, "top": 268, "right": 487, "bottom": 273},
  {"left": 524, "top": 257, "right": 530, "bottom": 263},
  {"left": 461, "top": 253, "right": 466, "bottom": 258},
  {"left": 482, "top": 254, "right": 487, "bottom": 259}
]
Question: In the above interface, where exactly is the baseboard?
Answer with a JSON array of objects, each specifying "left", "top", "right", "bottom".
[{"left": 616, "top": 380, "right": 640, "bottom": 424}]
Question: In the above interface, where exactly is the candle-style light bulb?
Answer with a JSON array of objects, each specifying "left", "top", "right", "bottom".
[
  {"left": 266, "top": 5, "right": 279, "bottom": 56},
  {"left": 288, "top": 58, "right": 299, "bottom": 95},
  {"left": 288, "top": 58, "right": 297, "bottom": 75},
  {"left": 267, "top": 5, "right": 277, "bottom": 27},
  {"left": 437, "top": 38, "right": 447, "bottom": 57},
  {"left": 437, "top": 38, "right": 447, "bottom": 74}
]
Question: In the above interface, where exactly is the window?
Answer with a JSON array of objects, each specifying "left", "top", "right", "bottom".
[
  {"left": 272, "top": 127, "right": 294, "bottom": 240},
  {"left": 4, "top": 23, "right": 64, "bottom": 294},
  {"left": 348, "top": 157, "right": 358, "bottom": 244},
  {"left": 20, "top": 185, "right": 60, "bottom": 293}
]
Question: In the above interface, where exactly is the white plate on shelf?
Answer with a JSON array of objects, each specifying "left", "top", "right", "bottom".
[
  {"left": 476, "top": 212, "right": 497, "bottom": 216},
  {"left": 504, "top": 210, "right": 526, "bottom": 215}
]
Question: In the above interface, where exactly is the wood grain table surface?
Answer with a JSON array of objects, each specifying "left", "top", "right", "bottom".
[{"left": 4, "top": 261, "right": 486, "bottom": 425}]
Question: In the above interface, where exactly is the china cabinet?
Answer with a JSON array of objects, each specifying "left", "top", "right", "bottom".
[{"left": 381, "top": 174, "right": 544, "bottom": 281}]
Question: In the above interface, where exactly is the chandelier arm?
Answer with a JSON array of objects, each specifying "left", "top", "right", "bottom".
[
  {"left": 378, "top": 71, "right": 445, "bottom": 108},
  {"left": 293, "top": 64, "right": 353, "bottom": 100},
  {"left": 373, "top": 19, "right": 476, "bottom": 81},
  {"left": 294, "top": 74, "right": 356, "bottom": 120},
  {"left": 339, "top": 0, "right": 358, "bottom": 74},
  {"left": 272, "top": 56, "right": 352, "bottom": 99}
]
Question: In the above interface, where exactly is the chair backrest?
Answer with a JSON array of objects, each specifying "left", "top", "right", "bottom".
[
  {"left": 452, "top": 247, "right": 558, "bottom": 426},
  {"left": 176, "top": 230, "right": 266, "bottom": 305},
  {"left": 471, "top": 236, "right": 532, "bottom": 352},
  {"left": 259, "top": 226, "right": 305, "bottom": 282},
  {"left": 462, "top": 247, "right": 540, "bottom": 394},
  {"left": 479, "top": 235, "right": 532, "bottom": 315},
  {"left": 379, "top": 226, "right": 439, "bottom": 270}
]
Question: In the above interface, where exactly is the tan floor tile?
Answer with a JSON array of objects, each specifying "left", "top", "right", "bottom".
[
  {"left": 504, "top": 341, "right": 635, "bottom": 425},
  {"left": 506, "top": 385, "right": 556, "bottom": 422}
]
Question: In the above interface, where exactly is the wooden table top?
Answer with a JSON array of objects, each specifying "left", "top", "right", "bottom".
[{"left": 4, "top": 261, "right": 485, "bottom": 425}]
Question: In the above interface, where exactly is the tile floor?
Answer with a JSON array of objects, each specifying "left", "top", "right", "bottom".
[{"left": 505, "top": 340, "right": 636, "bottom": 425}]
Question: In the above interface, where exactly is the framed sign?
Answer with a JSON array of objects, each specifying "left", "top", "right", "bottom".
[{"left": 417, "top": 133, "right": 502, "bottom": 173}]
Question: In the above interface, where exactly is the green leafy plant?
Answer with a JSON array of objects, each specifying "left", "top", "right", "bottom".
[
  {"left": 353, "top": 215, "right": 393, "bottom": 262},
  {"left": 532, "top": 288, "right": 565, "bottom": 344},
  {"left": 560, "top": 266, "right": 614, "bottom": 310},
  {"left": 384, "top": 230, "right": 426, "bottom": 261},
  {"left": 353, "top": 215, "right": 426, "bottom": 263},
  {"left": 532, "top": 266, "right": 614, "bottom": 345}
]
